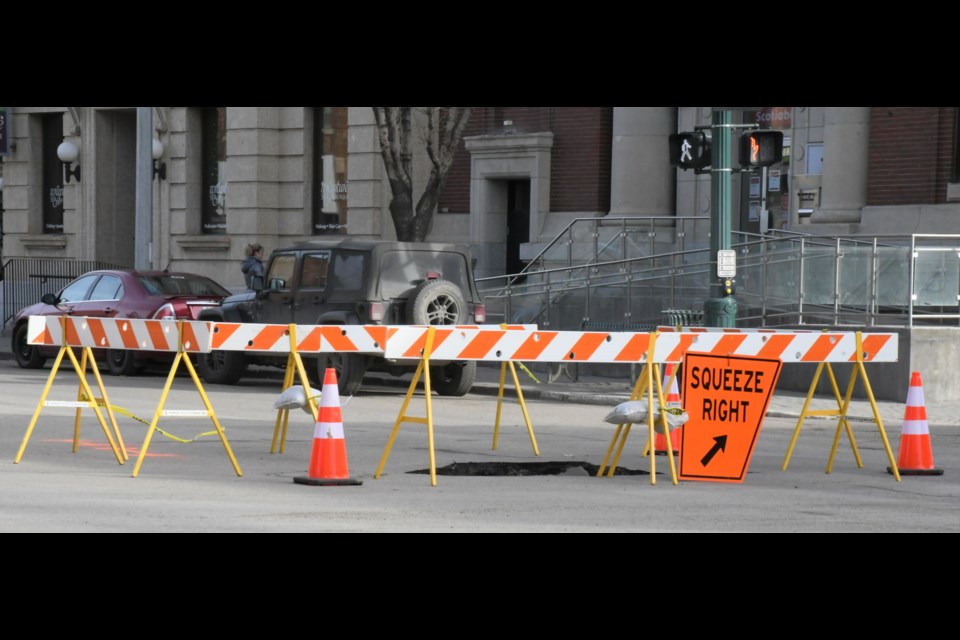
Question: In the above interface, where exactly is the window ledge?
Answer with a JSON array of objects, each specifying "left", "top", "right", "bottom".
[
  {"left": 22, "top": 235, "right": 68, "bottom": 251},
  {"left": 176, "top": 236, "right": 232, "bottom": 252}
]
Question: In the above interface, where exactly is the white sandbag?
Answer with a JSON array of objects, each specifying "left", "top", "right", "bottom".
[
  {"left": 655, "top": 407, "right": 689, "bottom": 434},
  {"left": 602, "top": 399, "right": 688, "bottom": 434},
  {"left": 602, "top": 400, "right": 649, "bottom": 425},
  {"left": 273, "top": 385, "right": 322, "bottom": 415}
]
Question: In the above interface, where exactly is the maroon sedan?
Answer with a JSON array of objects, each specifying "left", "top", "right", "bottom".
[{"left": 11, "top": 270, "right": 231, "bottom": 374}]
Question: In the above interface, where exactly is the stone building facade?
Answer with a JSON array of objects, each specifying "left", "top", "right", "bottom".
[{"left": 2, "top": 106, "right": 958, "bottom": 292}]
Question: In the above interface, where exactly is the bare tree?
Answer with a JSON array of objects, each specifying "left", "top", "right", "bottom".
[{"left": 372, "top": 107, "right": 473, "bottom": 242}]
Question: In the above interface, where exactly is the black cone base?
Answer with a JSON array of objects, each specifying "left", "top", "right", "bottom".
[
  {"left": 888, "top": 466, "right": 944, "bottom": 476},
  {"left": 294, "top": 476, "right": 363, "bottom": 486}
]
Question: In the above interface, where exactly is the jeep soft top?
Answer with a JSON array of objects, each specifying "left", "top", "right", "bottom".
[{"left": 196, "top": 239, "right": 485, "bottom": 396}]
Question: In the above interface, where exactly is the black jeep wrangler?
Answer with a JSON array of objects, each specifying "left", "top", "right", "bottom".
[{"left": 195, "top": 239, "right": 486, "bottom": 396}]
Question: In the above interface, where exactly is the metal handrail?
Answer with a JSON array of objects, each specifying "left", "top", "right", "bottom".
[
  {"left": 478, "top": 230, "right": 960, "bottom": 329},
  {"left": 479, "top": 215, "right": 708, "bottom": 295}
]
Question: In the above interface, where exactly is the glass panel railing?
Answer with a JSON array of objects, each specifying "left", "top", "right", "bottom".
[
  {"left": 876, "top": 246, "right": 910, "bottom": 307},
  {"left": 621, "top": 225, "right": 651, "bottom": 259},
  {"left": 763, "top": 241, "right": 803, "bottom": 325},
  {"left": 596, "top": 224, "right": 626, "bottom": 263},
  {"left": 913, "top": 249, "right": 959, "bottom": 307},
  {"left": 837, "top": 242, "right": 873, "bottom": 318},
  {"left": 910, "top": 235, "right": 960, "bottom": 324},
  {"left": 801, "top": 241, "right": 837, "bottom": 307},
  {"left": 480, "top": 228, "right": 960, "bottom": 331},
  {"left": 683, "top": 218, "right": 712, "bottom": 254},
  {"left": 537, "top": 234, "right": 572, "bottom": 271}
]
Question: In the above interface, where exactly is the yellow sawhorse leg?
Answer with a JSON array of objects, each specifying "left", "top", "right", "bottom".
[
  {"left": 641, "top": 363, "right": 681, "bottom": 459},
  {"left": 598, "top": 363, "right": 648, "bottom": 477},
  {"left": 781, "top": 361, "right": 859, "bottom": 471},
  {"left": 15, "top": 340, "right": 124, "bottom": 465},
  {"left": 75, "top": 347, "right": 128, "bottom": 461},
  {"left": 781, "top": 332, "right": 900, "bottom": 481},
  {"left": 272, "top": 324, "right": 319, "bottom": 454},
  {"left": 596, "top": 333, "right": 677, "bottom": 485},
  {"left": 492, "top": 360, "right": 540, "bottom": 456},
  {"left": 375, "top": 327, "right": 438, "bottom": 486},
  {"left": 132, "top": 322, "right": 242, "bottom": 477}
]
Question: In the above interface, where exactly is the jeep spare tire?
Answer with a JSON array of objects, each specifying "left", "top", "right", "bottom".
[{"left": 406, "top": 279, "right": 467, "bottom": 325}]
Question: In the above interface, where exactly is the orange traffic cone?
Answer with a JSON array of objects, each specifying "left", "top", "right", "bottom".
[
  {"left": 888, "top": 372, "right": 943, "bottom": 476},
  {"left": 294, "top": 368, "right": 362, "bottom": 486},
  {"left": 654, "top": 363, "right": 682, "bottom": 456}
]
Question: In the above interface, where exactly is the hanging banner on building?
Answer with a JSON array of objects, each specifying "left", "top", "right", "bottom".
[
  {"left": 0, "top": 107, "right": 9, "bottom": 156},
  {"left": 679, "top": 352, "right": 782, "bottom": 483}
]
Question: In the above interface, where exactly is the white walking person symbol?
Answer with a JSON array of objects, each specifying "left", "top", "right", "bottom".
[{"left": 680, "top": 139, "right": 693, "bottom": 163}]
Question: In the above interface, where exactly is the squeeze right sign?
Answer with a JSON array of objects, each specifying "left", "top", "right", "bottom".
[{"left": 678, "top": 352, "right": 782, "bottom": 483}]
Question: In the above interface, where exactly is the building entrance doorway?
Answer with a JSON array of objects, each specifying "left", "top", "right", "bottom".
[
  {"left": 506, "top": 179, "right": 530, "bottom": 277},
  {"left": 95, "top": 110, "right": 137, "bottom": 266}
]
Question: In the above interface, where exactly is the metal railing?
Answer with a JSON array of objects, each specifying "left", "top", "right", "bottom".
[
  {"left": 2, "top": 259, "right": 130, "bottom": 328},
  {"left": 477, "top": 226, "right": 960, "bottom": 330},
  {"left": 487, "top": 216, "right": 713, "bottom": 294}
]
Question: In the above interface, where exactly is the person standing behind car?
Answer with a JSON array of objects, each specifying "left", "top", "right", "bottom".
[{"left": 241, "top": 243, "right": 266, "bottom": 290}]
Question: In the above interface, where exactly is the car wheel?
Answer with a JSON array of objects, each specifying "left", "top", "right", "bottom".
[
  {"left": 197, "top": 350, "right": 246, "bottom": 385},
  {"left": 12, "top": 323, "right": 46, "bottom": 369},
  {"left": 106, "top": 349, "right": 141, "bottom": 376},
  {"left": 431, "top": 361, "right": 477, "bottom": 397},
  {"left": 406, "top": 280, "right": 467, "bottom": 325},
  {"left": 317, "top": 352, "right": 367, "bottom": 396}
]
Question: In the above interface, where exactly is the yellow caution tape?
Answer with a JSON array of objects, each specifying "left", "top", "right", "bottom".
[
  {"left": 516, "top": 361, "right": 541, "bottom": 384},
  {"left": 83, "top": 395, "right": 220, "bottom": 443}
]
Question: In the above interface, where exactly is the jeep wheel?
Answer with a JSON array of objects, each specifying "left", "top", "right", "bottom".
[
  {"left": 406, "top": 280, "right": 466, "bottom": 325},
  {"left": 431, "top": 361, "right": 477, "bottom": 397},
  {"left": 317, "top": 353, "right": 367, "bottom": 396},
  {"left": 106, "top": 349, "right": 142, "bottom": 376},
  {"left": 197, "top": 350, "right": 246, "bottom": 385},
  {"left": 13, "top": 322, "right": 46, "bottom": 369}
]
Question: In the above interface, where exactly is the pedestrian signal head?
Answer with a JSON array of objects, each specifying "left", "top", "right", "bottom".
[
  {"left": 669, "top": 131, "right": 711, "bottom": 171},
  {"left": 739, "top": 131, "right": 783, "bottom": 168}
]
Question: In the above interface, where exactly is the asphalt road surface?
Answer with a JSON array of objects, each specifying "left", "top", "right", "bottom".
[{"left": 1, "top": 360, "right": 956, "bottom": 532}]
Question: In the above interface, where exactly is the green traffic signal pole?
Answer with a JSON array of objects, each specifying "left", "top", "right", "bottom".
[{"left": 704, "top": 109, "right": 737, "bottom": 327}]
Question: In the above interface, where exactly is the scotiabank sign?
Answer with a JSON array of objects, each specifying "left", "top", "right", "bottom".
[{"left": 755, "top": 107, "right": 792, "bottom": 129}]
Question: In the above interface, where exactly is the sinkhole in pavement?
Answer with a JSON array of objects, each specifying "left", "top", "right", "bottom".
[{"left": 408, "top": 461, "right": 649, "bottom": 476}]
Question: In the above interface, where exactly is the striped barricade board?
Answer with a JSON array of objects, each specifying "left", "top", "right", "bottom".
[
  {"left": 385, "top": 327, "right": 654, "bottom": 363},
  {"left": 28, "top": 316, "right": 212, "bottom": 353},
  {"left": 209, "top": 323, "right": 389, "bottom": 355},
  {"left": 205, "top": 323, "right": 536, "bottom": 355},
  {"left": 656, "top": 326, "right": 821, "bottom": 333},
  {"left": 383, "top": 327, "right": 898, "bottom": 364},
  {"left": 653, "top": 330, "right": 898, "bottom": 363}
]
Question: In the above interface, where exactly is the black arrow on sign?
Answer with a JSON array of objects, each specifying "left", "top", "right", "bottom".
[{"left": 700, "top": 435, "right": 728, "bottom": 467}]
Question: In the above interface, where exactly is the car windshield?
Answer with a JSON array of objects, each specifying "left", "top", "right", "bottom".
[{"left": 138, "top": 274, "right": 230, "bottom": 297}]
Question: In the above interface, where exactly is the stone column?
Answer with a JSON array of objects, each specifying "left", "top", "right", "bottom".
[
  {"left": 813, "top": 107, "right": 870, "bottom": 223},
  {"left": 609, "top": 107, "right": 676, "bottom": 216},
  {"left": 345, "top": 107, "right": 383, "bottom": 238}
]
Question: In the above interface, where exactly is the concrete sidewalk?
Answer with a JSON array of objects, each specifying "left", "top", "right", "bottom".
[{"left": 468, "top": 362, "right": 959, "bottom": 430}]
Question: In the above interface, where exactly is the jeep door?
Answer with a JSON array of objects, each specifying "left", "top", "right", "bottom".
[
  {"left": 292, "top": 251, "right": 332, "bottom": 325},
  {"left": 259, "top": 252, "right": 299, "bottom": 324}
]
